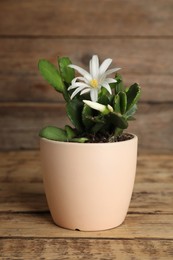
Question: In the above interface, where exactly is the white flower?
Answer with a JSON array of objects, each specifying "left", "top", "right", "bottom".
[
  {"left": 68, "top": 55, "right": 121, "bottom": 102},
  {"left": 83, "top": 100, "right": 114, "bottom": 114}
]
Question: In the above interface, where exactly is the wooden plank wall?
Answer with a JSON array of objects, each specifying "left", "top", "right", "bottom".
[{"left": 0, "top": 0, "right": 173, "bottom": 153}]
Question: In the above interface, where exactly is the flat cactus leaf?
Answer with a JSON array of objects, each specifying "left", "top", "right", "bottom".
[
  {"left": 65, "top": 125, "right": 76, "bottom": 140},
  {"left": 82, "top": 104, "right": 94, "bottom": 129},
  {"left": 70, "top": 137, "right": 89, "bottom": 143},
  {"left": 119, "top": 91, "right": 127, "bottom": 114},
  {"left": 127, "top": 116, "right": 136, "bottom": 121},
  {"left": 125, "top": 104, "right": 137, "bottom": 119},
  {"left": 115, "top": 74, "right": 124, "bottom": 93},
  {"left": 113, "top": 94, "right": 121, "bottom": 113},
  {"left": 109, "top": 113, "right": 128, "bottom": 129},
  {"left": 38, "top": 59, "right": 65, "bottom": 93},
  {"left": 58, "top": 57, "right": 75, "bottom": 84},
  {"left": 91, "top": 122, "right": 105, "bottom": 133},
  {"left": 98, "top": 94, "right": 110, "bottom": 105},
  {"left": 83, "top": 114, "right": 106, "bottom": 133},
  {"left": 66, "top": 100, "right": 84, "bottom": 132},
  {"left": 87, "top": 115, "right": 105, "bottom": 124},
  {"left": 126, "top": 83, "right": 141, "bottom": 110},
  {"left": 39, "top": 126, "right": 67, "bottom": 141},
  {"left": 114, "top": 128, "right": 123, "bottom": 137}
]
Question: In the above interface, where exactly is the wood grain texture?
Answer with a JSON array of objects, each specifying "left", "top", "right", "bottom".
[
  {"left": 0, "top": 1, "right": 173, "bottom": 152},
  {"left": 0, "top": 151, "right": 173, "bottom": 258},
  {"left": 0, "top": 1, "right": 173, "bottom": 258},
  {"left": 0, "top": 182, "right": 173, "bottom": 214},
  {"left": 0, "top": 213, "right": 173, "bottom": 239},
  {"left": 0, "top": 152, "right": 172, "bottom": 214},
  {"left": 1, "top": 239, "right": 173, "bottom": 260},
  {"left": 0, "top": 0, "right": 173, "bottom": 36},
  {"left": 0, "top": 103, "right": 173, "bottom": 152},
  {"left": 0, "top": 38, "right": 173, "bottom": 102},
  {"left": 1, "top": 151, "right": 172, "bottom": 183}
]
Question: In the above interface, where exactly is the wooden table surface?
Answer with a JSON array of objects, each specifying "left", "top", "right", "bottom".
[
  {"left": 0, "top": 0, "right": 173, "bottom": 154},
  {"left": 0, "top": 151, "right": 173, "bottom": 259}
]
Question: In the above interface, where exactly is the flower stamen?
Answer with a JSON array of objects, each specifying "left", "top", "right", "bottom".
[{"left": 90, "top": 79, "right": 98, "bottom": 88}]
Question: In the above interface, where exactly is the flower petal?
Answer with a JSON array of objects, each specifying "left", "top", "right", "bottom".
[
  {"left": 80, "top": 89, "right": 90, "bottom": 95},
  {"left": 102, "top": 82, "right": 112, "bottom": 94},
  {"left": 89, "top": 60, "right": 92, "bottom": 75},
  {"left": 83, "top": 100, "right": 106, "bottom": 112},
  {"left": 104, "top": 78, "right": 117, "bottom": 84},
  {"left": 107, "top": 104, "right": 114, "bottom": 112},
  {"left": 73, "top": 82, "right": 90, "bottom": 88},
  {"left": 72, "top": 76, "right": 88, "bottom": 85},
  {"left": 70, "top": 85, "right": 88, "bottom": 99},
  {"left": 68, "top": 82, "right": 89, "bottom": 90},
  {"left": 99, "top": 58, "right": 112, "bottom": 75},
  {"left": 68, "top": 85, "right": 77, "bottom": 90},
  {"left": 105, "top": 67, "right": 121, "bottom": 76},
  {"left": 90, "top": 55, "right": 99, "bottom": 79},
  {"left": 68, "top": 64, "right": 92, "bottom": 81},
  {"left": 90, "top": 88, "right": 98, "bottom": 102}
]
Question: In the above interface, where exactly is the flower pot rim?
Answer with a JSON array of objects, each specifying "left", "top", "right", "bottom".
[{"left": 40, "top": 133, "right": 137, "bottom": 147}]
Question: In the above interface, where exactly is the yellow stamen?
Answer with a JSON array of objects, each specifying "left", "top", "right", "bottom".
[{"left": 90, "top": 79, "right": 98, "bottom": 88}]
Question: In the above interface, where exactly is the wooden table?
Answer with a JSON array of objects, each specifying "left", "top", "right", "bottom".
[{"left": 0, "top": 151, "right": 173, "bottom": 259}]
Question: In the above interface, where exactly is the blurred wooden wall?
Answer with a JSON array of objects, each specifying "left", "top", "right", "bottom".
[{"left": 0, "top": 0, "right": 173, "bottom": 153}]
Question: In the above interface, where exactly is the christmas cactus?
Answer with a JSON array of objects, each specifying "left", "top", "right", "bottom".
[{"left": 38, "top": 55, "right": 141, "bottom": 143}]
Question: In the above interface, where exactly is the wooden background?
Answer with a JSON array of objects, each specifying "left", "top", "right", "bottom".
[{"left": 0, "top": 0, "right": 173, "bottom": 153}]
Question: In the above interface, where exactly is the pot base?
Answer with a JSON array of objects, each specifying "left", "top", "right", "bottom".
[{"left": 53, "top": 218, "right": 125, "bottom": 232}]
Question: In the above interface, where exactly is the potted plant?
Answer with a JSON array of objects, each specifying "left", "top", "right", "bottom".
[{"left": 38, "top": 55, "right": 141, "bottom": 231}]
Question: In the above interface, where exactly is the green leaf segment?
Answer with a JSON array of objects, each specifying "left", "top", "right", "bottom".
[
  {"left": 38, "top": 57, "right": 141, "bottom": 143},
  {"left": 38, "top": 60, "right": 65, "bottom": 93}
]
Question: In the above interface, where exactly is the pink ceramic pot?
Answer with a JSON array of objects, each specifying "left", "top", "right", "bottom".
[{"left": 40, "top": 134, "right": 138, "bottom": 231}]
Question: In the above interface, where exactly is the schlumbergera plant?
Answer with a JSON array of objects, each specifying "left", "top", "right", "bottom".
[{"left": 38, "top": 55, "right": 141, "bottom": 143}]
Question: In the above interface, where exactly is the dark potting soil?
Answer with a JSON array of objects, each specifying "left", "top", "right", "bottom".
[{"left": 86, "top": 133, "right": 134, "bottom": 143}]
